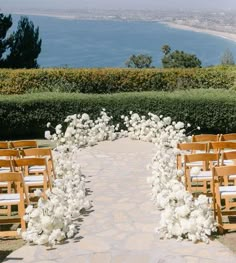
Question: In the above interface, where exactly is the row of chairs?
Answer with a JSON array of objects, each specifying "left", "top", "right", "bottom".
[
  {"left": 177, "top": 137, "right": 236, "bottom": 233},
  {"left": 0, "top": 140, "right": 55, "bottom": 237}
]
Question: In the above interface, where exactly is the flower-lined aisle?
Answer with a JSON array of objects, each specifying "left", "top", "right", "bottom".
[{"left": 21, "top": 110, "right": 216, "bottom": 246}]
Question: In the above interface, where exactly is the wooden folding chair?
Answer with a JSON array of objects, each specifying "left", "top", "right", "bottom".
[
  {"left": 0, "top": 159, "right": 15, "bottom": 215},
  {"left": 22, "top": 148, "right": 56, "bottom": 179},
  {"left": 176, "top": 142, "right": 208, "bottom": 169},
  {"left": 184, "top": 153, "right": 219, "bottom": 194},
  {"left": 220, "top": 133, "right": 236, "bottom": 142},
  {"left": 192, "top": 134, "right": 220, "bottom": 142},
  {"left": 0, "top": 172, "right": 28, "bottom": 237},
  {"left": 13, "top": 158, "right": 52, "bottom": 195},
  {"left": 212, "top": 165, "right": 236, "bottom": 233}
]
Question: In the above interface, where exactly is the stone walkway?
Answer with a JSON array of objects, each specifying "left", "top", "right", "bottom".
[{"left": 5, "top": 138, "right": 236, "bottom": 262}]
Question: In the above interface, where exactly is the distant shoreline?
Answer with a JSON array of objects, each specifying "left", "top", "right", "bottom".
[
  {"left": 160, "top": 21, "right": 236, "bottom": 43},
  {"left": 10, "top": 11, "right": 236, "bottom": 43}
]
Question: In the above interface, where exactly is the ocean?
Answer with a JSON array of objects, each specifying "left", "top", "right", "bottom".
[{"left": 11, "top": 14, "right": 236, "bottom": 68}]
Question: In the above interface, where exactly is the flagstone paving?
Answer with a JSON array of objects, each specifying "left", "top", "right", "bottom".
[{"left": 5, "top": 138, "right": 236, "bottom": 262}]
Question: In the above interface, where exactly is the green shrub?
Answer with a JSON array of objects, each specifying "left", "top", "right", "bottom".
[
  {"left": 0, "top": 67, "right": 235, "bottom": 94},
  {"left": 0, "top": 89, "right": 236, "bottom": 139}
]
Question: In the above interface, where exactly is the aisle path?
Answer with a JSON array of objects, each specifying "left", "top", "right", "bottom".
[{"left": 5, "top": 138, "right": 236, "bottom": 262}]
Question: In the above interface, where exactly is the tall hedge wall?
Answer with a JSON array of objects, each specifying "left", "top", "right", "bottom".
[
  {"left": 1, "top": 89, "right": 236, "bottom": 139},
  {"left": 0, "top": 67, "right": 235, "bottom": 94}
]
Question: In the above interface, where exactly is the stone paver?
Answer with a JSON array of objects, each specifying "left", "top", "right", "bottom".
[{"left": 5, "top": 138, "right": 236, "bottom": 262}]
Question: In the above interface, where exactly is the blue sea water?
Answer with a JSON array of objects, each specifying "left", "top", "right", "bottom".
[{"left": 12, "top": 14, "right": 236, "bottom": 68}]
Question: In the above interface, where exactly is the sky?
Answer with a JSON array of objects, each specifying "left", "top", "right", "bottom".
[{"left": 1, "top": 0, "right": 236, "bottom": 11}]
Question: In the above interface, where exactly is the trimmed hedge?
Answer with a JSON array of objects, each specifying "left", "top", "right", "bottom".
[
  {"left": 0, "top": 67, "right": 235, "bottom": 94},
  {"left": 1, "top": 89, "right": 236, "bottom": 139}
]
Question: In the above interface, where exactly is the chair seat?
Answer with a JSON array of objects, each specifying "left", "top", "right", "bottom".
[
  {"left": 28, "top": 166, "right": 46, "bottom": 173},
  {"left": 0, "top": 193, "right": 20, "bottom": 204},
  {"left": 220, "top": 186, "right": 236, "bottom": 196},
  {"left": 186, "top": 161, "right": 203, "bottom": 167},
  {"left": 24, "top": 175, "right": 44, "bottom": 185},
  {"left": 0, "top": 182, "right": 8, "bottom": 187},
  {"left": 222, "top": 160, "right": 235, "bottom": 166},
  {"left": 229, "top": 174, "right": 236, "bottom": 180},
  {"left": 0, "top": 167, "right": 11, "bottom": 173},
  {"left": 191, "top": 170, "right": 211, "bottom": 180}
]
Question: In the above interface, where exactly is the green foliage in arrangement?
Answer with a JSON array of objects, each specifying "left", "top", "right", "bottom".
[
  {"left": 0, "top": 67, "right": 235, "bottom": 94},
  {"left": 0, "top": 89, "right": 236, "bottom": 139}
]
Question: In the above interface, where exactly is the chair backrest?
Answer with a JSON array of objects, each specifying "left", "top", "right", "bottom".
[
  {"left": 0, "top": 149, "right": 20, "bottom": 159},
  {"left": 184, "top": 153, "right": 219, "bottom": 170},
  {"left": 208, "top": 141, "right": 236, "bottom": 153},
  {"left": 220, "top": 133, "right": 236, "bottom": 142},
  {"left": 177, "top": 142, "right": 208, "bottom": 152},
  {"left": 0, "top": 159, "right": 14, "bottom": 171},
  {"left": 14, "top": 157, "right": 48, "bottom": 168},
  {"left": 221, "top": 151, "right": 236, "bottom": 165},
  {"left": 10, "top": 140, "right": 38, "bottom": 149},
  {"left": 192, "top": 134, "right": 219, "bottom": 142},
  {"left": 212, "top": 165, "right": 236, "bottom": 186},
  {"left": 23, "top": 147, "right": 52, "bottom": 157},
  {"left": 0, "top": 141, "right": 9, "bottom": 149}
]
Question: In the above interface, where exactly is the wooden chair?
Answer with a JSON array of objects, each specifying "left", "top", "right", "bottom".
[
  {"left": 192, "top": 134, "right": 220, "bottom": 143},
  {"left": 22, "top": 148, "right": 56, "bottom": 179},
  {"left": 220, "top": 133, "right": 236, "bottom": 142},
  {"left": 0, "top": 141, "right": 9, "bottom": 149},
  {"left": 184, "top": 153, "right": 219, "bottom": 194},
  {"left": 0, "top": 159, "right": 15, "bottom": 215},
  {"left": 176, "top": 142, "right": 208, "bottom": 169},
  {"left": 0, "top": 172, "right": 28, "bottom": 237},
  {"left": 221, "top": 151, "right": 236, "bottom": 184},
  {"left": 13, "top": 157, "right": 52, "bottom": 195},
  {"left": 212, "top": 165, "right": 236, "bottom": 233}
]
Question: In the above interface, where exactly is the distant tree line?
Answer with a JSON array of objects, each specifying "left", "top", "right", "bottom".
[
  {"left": 125, "top": 45, "right": 235, "bottom": 69},
  {"left": 0, "top": 13, "right": 41, "bottom": 68}
]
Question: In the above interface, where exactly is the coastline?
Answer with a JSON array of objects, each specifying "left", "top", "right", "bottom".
[
  {"left": 160, "top": 21, "right": 236, "bottom": 43},
  {"left": 9, "top": 11, "right": 236, "bottom": 43}
]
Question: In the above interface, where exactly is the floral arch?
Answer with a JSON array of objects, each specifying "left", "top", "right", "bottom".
[{"left": 21, "top": 110, "right": 216, "bottom": 246}]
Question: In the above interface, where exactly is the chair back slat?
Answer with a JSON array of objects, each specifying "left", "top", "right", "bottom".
[
  {"left": 10, "top": 140, "right": 38, "bottom": 149},
  {"left": 192, "top": 134, "right": 219, "bottom": 142},
  {"left": 14, "top": 157, "right": 47, "bottom": 167},
  {"left": 0, "top": 141, "right": 9, "bottom": 149},
  {"left": 177, "top": 142, "right": 208, "bottom": 152},
  {"left": 220, "top": 133, "right": 236, "bottom": 141}
]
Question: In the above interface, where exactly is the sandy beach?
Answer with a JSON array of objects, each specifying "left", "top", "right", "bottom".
[{"left": 161, "top": 21, "right": 236, "bottom": 43}]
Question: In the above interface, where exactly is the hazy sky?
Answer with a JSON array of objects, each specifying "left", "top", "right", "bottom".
[{"left": 1, "top": 0, "right": 236, "bottom": 11}]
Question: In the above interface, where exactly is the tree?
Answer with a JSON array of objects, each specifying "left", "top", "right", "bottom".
[
  {"left": 161, "top": 44, "right": 171, "bottom": 55},
  {"left": 125, "top": 54, "right": 153, "bottom": 68},
  {"left": 161, "top": 45, "right": 201, "bottom": 68},
  {"left": 5, "top": 16, "right": 42, "bottom": 68},
  {"left": 220, "top": 48, "right": 235, "bottom": 65},
  {"left": 0, "top": 13, "right": 12, "bottom": 67}
]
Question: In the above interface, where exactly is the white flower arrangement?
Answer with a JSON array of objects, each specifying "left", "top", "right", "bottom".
[{"left": 21, "top": 110, "right": 216, "bottom": 246}]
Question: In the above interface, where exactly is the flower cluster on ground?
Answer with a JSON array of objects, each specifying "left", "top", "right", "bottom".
[
  {"left": 22, "top": 110, "right": 216, "bottom": 246},
  {"left": 123, "top": 112, "right": 216, "bottom": 243}
]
